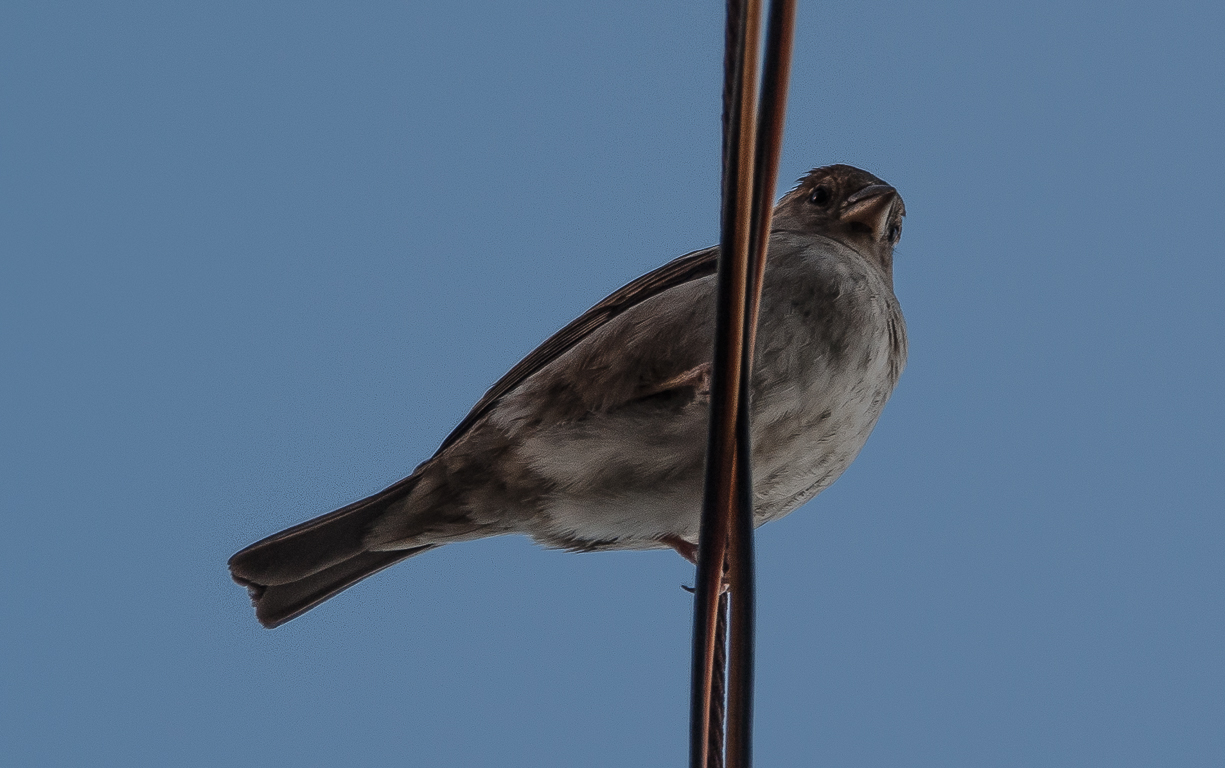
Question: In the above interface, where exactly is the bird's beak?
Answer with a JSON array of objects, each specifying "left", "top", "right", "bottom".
[{"left": 841, "top": 184, "right": 898, "bottom": 240}]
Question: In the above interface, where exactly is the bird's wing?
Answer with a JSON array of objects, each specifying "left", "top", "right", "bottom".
[{"left": 436, "top": 246, "right": 719, "bottom": 453}]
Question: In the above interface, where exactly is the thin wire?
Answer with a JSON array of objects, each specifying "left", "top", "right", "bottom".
[{"left": 707, "top": 592, "right": 730, "bottom": 768}]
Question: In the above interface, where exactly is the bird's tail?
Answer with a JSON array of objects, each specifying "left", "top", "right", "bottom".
[{"left": 228, "top": 476, "right": 433, "bottom": 628}]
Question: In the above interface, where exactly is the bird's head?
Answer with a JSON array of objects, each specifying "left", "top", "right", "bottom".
[{"left": 773, "top": 164, "right": 905, "bottom": 280}]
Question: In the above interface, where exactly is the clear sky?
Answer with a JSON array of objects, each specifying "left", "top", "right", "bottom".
[{"left": 3, "top": 1, "right": 1223, "bottom": 765}]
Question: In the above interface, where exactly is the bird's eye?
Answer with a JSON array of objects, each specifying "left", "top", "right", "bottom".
[
  {"left": 887, "top": 224, "right": 901, "bottom": 242},
  {"left": 809, "top": 185, "right": 832, "bottom": 206}
]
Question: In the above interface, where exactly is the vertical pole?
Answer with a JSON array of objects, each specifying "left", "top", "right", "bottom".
[
  {"left": 726, "top": 3, "right": 796, "bottom": 766},
  {"left": 690, "top": 1, "right": 797, "bottom": 767},
  {"left": 689, "top": 0, "right": 758, "bottom": 765}
]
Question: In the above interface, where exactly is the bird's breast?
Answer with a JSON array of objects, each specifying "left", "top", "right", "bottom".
[{"left": 747, "top": 241, "right": 906, "bottom": 521}]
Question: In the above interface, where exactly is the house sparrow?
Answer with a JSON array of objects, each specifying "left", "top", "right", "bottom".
[{"left": 229, "top": 164, "right": 907, "bottom": 628}]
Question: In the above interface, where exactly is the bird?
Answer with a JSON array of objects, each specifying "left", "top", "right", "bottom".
[{"left": 229, "top": 163, "right": 907, "bottom": 628}]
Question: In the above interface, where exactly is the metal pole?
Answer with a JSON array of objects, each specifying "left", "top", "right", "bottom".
[
  {"left": 690, "top": 0, "right": 797, "bottom": 766},
  {"left": 689, "top": 0, "right": 758, "bottom": 764},
  {"left": 726, "top": 3, "right": 796, "bottom": 767}
]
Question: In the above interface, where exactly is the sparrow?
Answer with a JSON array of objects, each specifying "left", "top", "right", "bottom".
[{"left": 229, "top": 164, "right": 907, "bottom": 628}]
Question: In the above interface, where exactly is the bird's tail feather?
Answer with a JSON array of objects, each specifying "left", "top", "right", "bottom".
[
  {"left": 234, "top": 546, "right": 433, "bottom": 628},
  {"left": 229, "top": 475, "right": 427, "bottom": 628}
]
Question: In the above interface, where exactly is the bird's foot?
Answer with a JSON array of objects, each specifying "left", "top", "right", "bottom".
[
  {"left": 661, "top": 533, "right": 699, "bottom": 563},
  {"left": 662, "top": 534, "right": 731, "bottom": 594}
]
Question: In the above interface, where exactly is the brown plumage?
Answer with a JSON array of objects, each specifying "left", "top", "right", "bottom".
[{"left": 229, "top": 164, "right": 907, "bottom": 628}]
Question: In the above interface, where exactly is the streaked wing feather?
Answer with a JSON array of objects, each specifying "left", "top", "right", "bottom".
[{"left": 436, "top": 246, "right": 719, "bottom": 453}]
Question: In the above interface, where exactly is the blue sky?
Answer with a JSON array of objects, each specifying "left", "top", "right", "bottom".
[{"left": 3, "top": 1, "right": 1223, "bottom": 765}]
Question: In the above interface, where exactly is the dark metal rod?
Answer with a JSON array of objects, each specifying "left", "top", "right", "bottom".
[
  {"left": 691, "top": 0, "right": 798, "bottom": 765},
  {"left": 743, "top": 0, "right": 798, "bottom": 356},
  {"left": 690, "top": 0, "right": 761, "bottom": 765},
  {"left": 725, "top": 3, "right": 797, "bottom": 767}
]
